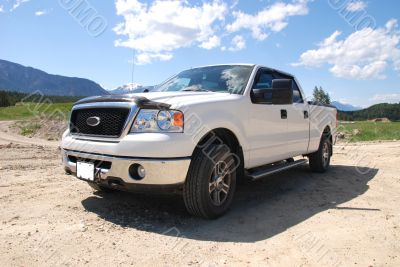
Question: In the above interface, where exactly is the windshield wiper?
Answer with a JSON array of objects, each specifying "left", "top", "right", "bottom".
[{"left": 181, "top": 88, "right": 212, "bottom": 92}]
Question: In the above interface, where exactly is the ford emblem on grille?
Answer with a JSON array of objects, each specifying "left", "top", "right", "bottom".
[{"left": 86, "top": 116, "right": 101, "bottom": 127}]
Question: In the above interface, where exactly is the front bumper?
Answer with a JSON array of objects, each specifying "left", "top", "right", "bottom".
[{"left": 62, "top": 149, "right": 191, "bottom": 191}]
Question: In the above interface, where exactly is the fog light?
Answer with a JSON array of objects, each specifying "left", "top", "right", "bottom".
[
  {"left": 129, "top": 164, "right": 146, "bottom": 180},
  {"left": 137, "top": 165, "right": 146, "bottom": 178}
]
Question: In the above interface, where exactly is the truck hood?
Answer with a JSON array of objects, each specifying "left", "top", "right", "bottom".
[
  {"left": 134, "top": 91, "right": 241, "bottom": 106},
  {"left": 75, "top": 91, "right": 241, "bottom": 109}
]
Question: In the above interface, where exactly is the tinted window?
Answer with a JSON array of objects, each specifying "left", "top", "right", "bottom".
[
  {"left": 253, "top": 72, "right": 274, "bottom": 89},
  {"left": 292, "top": 81, "right": 304, "bottom": 103},
  {"left": 154, "top": 65, "right": 254, "bottom": 94}
]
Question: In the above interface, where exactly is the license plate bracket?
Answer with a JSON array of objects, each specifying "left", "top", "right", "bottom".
[{"left": 77, "top": 161, "right": 95, "bottom": 181}]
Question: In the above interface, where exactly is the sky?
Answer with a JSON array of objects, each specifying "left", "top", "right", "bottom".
[{"left": 1, "top": 0, "right": 400, "bottom": 107}]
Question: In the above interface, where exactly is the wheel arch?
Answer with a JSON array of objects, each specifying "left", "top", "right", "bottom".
[{"left": 193, "top": 128, "right": 245, "bottom": 180}]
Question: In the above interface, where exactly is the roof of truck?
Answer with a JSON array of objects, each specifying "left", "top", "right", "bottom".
[{"left": 191, "top": 63, "right": 295, "bottom": 77}]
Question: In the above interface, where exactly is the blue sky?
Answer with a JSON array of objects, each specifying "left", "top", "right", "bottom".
[{"left": 1, "top": 0, "right": 399, "bottom": 107}]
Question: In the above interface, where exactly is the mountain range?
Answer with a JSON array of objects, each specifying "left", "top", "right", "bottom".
[
  {"left": 108, "top": 83, "right": 155, "bottom": 94},
  {"left": 0, "top": 59, "right": 108, "bottom": 96},
  {"left": 331, "top": 101, "right": 362, "bottom": 111}
]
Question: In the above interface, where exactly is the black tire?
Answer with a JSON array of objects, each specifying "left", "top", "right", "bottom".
[
  {"left": 308, "top": 134, "right": 332, "bottom": 173},
  {"left": 183, "top": 145, "right": 237, "bottom": 219},
  {"left": 88, "top": 182, "right": 114, "bottom": 193}
]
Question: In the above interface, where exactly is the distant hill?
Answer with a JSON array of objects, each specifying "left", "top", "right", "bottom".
[
  {"left": 0, "top": 59, "right": 109, "bottom": 96},
  {"left": 332, "top": 101, "right": 361, "bottom": 111},
  {"left": 109, "top": 83, "right": 154, "bottom": 94},
  {"left": 339, "top": 103, "right": 400, "bottom": 121}
]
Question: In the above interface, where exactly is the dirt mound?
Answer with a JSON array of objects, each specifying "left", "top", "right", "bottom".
[{"left": 10, "top": 118, "right": 67, "bottom": 141}]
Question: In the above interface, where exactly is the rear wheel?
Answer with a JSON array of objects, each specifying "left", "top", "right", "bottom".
[
  {"left": 183, "top": 145, "right": 237, "bottom": 219},
  {"left": 308, "top": 135, "right": 331, "bottom": 173}
]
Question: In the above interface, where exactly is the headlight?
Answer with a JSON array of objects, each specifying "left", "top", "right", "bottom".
[{"left": 130, "top": 109, "right": 184, "bottom": 133}]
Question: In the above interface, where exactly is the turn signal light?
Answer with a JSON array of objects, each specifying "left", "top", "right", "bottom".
[{"left": 173, "top": 112, "right": 184, "bottom": 127}]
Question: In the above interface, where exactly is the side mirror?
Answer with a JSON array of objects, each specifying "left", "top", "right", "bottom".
[{"left": 252, "top": 79, "right": 293, "bottom": 105}]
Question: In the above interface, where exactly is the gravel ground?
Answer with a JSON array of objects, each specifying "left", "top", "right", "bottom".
[{"left": 0, "top": 138, "right": 399, "bottom": 266}]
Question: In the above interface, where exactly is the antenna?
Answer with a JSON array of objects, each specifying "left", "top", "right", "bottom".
[{"left": 131, "top": 49, "right": 135, "bottom": 89}]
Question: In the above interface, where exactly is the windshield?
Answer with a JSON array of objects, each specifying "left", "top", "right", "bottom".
[{"left": 154, "top": 65, "right": 254, "bottom": 94}]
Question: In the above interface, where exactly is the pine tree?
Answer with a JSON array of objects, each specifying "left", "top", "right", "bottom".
[
  {"left": 0, "top": 91, "right": 10, "bottom": 107},
  {"left": 312, "top": 86, "right": 331, "bottom": 104}
]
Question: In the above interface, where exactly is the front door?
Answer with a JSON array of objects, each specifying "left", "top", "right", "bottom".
[{"left": 247, "top": 69, "right": 292, "bottom": 168}]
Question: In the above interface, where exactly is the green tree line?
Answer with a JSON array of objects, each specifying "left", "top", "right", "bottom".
[
  {"left": 312, "top": 86, "right": 399, "bottom": 121},
  {"left": 339, "top": 103, "right": 400, "bottom": 121},
  {"left": 0, "top": 90, "right": 81, "bottom": 107}
]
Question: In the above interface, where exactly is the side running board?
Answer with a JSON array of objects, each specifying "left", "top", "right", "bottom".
[{"left": 247, "top": 159, "right": 308, "bottom": 181}]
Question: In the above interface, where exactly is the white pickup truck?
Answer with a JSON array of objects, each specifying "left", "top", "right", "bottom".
[{"left": 62, "top": 64, "right": 337, "bottom": 219}]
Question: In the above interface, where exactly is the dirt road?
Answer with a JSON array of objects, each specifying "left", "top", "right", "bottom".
[{"left": 0, "top": 128, "right": 399, "bottom": 266}]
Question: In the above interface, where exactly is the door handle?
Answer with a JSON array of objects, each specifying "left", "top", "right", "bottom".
[
  {"left": 281, "top": 109, "right": 287, "bottom": 119},
  {"left": 304, "top": 110, "right": 309, "bottom": 119}
]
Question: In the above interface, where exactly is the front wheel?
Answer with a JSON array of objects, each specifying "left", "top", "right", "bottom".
[
  {"left": 308, "top": 135, "right": 331, "bottom": 173},
  {"left": 183, "top": 145, "right": 237, "bottom": 219}
]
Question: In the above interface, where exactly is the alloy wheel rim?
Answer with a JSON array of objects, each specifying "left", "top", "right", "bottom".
[
  {"left": 209, "top": 161, "right": 231, "bottom": 206},
  {"left": 322, "top": 142, "right": 330, "bottom": 167}
]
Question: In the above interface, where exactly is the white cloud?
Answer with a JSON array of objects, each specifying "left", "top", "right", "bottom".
[
  {"left": 226, "top": 0, "right": 309, "bottom": 41},
  {"left": 199, "top": 35, "right": 221, "bottom": 50},
  {"left": 294, "top": 19, "right": 400, "bottom": 79},
  {"left": 346, "top": 1, "right": 367, "bottom": 12},
  {"left": 114, "top": 0, "right": 227, "bottom": 64},
  {"left": 0, "top": 0, "right": 30, "bottom": 12},
  {"left": 135, "top": 53, "right": 173, "bottom": 65},
  {"left": 228, "top": 35, "right": 246, "bottom": 51},
  {"left": 386, "top": 19, "right": 398, "bottom": 31},
  {"left": 35, "top": 9, "right": 50, "bottom": 16},
  {"left": 10, "top": 0, "right": 30, "bottom": 12},
  {"left": 371, "top": 93, "right": 400, "bottom": 103},
  {"left": 320, "top": 30, "right": 342, "bottom": 46}
]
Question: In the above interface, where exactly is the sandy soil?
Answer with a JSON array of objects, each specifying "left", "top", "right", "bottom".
[
  {"left": 0, "top": 126, "right": 399, "bottom": 266},
  {"left": 5, "top": 119, "right": 67, "bottom": 142},
  {"left": 0, "top": 121, "right": 59, "bottom": 147}
]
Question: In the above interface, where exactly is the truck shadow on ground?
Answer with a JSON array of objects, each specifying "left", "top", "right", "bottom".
[{"left": 81, "top": 164, "right": 378, "bottom": 242}]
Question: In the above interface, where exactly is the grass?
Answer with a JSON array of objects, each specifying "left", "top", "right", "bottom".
[
  {"left": 0, "top": 102, "right": 72, "bottom": 121},
  {"left": 339, "top": 121, "right": 400, "bottom": 142},
  {"left": 15, "top": 121, "right": 42, "bottom": 136}
]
